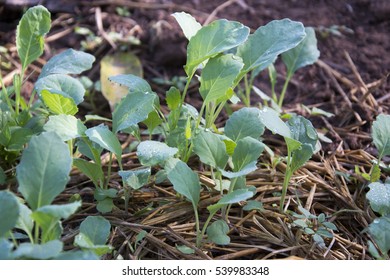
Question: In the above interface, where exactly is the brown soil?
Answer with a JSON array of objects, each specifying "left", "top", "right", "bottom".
[{"left": 1, "top": 0, "right": 389, "bottom": 260}]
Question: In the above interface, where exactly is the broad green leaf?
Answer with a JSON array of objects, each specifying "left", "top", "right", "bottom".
[
  {"left": 96, "top": 198, "right": 115, "bottom": 214},
  {"left": 236, "top": 19, "right": 305, "bottom": 80},
  {"left": 225, "top": 107, "right": 265, "bottom": 142},
  {"left": 36, "top": 74, "right": 85, "bottom": 105},
  {"left": 166, "top": 86, "right": 181, "bottom": 110},
  {"left": 33, "top": 201, "right": 81, "bottom": 220},
  {"left": 368, "top": 216, "right": 390, "bottom": 256},
  {"left": 74, "top": 233, "right": 112, "bottom": 256},
  {"left": 76, "top": 138, "right": 103, "bottom": 162},
  {"left": 94, "top": 188, "right": 117, "bottom": 201},
  {"left": 41, "top": 90, "right": 78, "bottom": 115},
  {"left": 79, "top": 216, "right": 111, "bottom": 245},
  {"left": 143, "top": 110, "right": 162, "bottom": 135},
  {"left": 367, "top": 182, "right": 390, "bottom": 216},
  {"left": 39, "top": 49, "right": 95, "bottom": 78},
  {"left": 31, "top": 202, "right": 81, "bottom": 242},
  {"left": 207, "top": 219, "right": 230, "bottom": 245},
  {"left": 109, "top": 74, "right": 151, "bottom": 94},
  {"left": 101, "top": 53, "right": 143, "bottom": 107},
  {"left": 0, "top": 238, "right": 14, "bottom": 260},
  {"left": 243, "top": 200, "right": 264, "bottom": 211},
  {"left": 16, "top": 5, "right": 51, "bottom": 71},
  {"left": 44, "top": 114, "right": 86, "bottom": 141},
  {"left": 119, "top": 167, "right": 151, "bottom": 190},
  {"left": 15, "top": 203, "right": 33, "bottom": 235},
  {"left": 232, "top": 137, "right": 264, "bottom": 172},
  {"left": 6, "top": 127, "right": 33, "bottom": 151},
  {"left": 112, "top": 91, "right": 157, "bottom": 133},
  {"left": 0, "top": 191, "right": 20, "bottom": 237},
  {"left": 137, "top": 140, "right": 178, "bottom": 166},
  {"left": 185, "top": 19, "right": 249, "bottom": 76},
  {"left": 222, "top": 138, "right": 237, "bottom": 156},
  {"left": 286, "top": 116, "right": 318, "bottom": 172},
  {"left": 372, "top": 114, "right": 390, "bottom": 160},
  {"left": 12, "top": 240, "right": 63, "bottom": 260},
  {"left": 172, "top": 12, "right": 202, "bottom": 40},
  {"left": 165, "top": 158, "right": 200, "bottom": 206},
  {"left": 282, "top": 27, "right": 320, "bottom": 75},
  {"left": 290, "top": 144, "right": 314, "bottom": 173},
  {"left": 17, "top": 132, "right": 72, "bottom": 210},
  {"left": 258, "top": 107, "right": 291, "bottom": 137},
  {"left": 218, "top": 189, "right": 254, "bottom": 205},
  {"left": 193, "top": 130, "right": 229, "bottom": 169},
  {"left": 199, "top": 54, "right": 243, "bottom": 104},
  {"left": 220, "top": 161, "right": 258, "bottom": 179},
  {"left": 73, "top": 158, "right": 104, "bottom": 187},
  {"left": 176, "top": 244, "right": 195, "bottom": 255},
  {"left": 85, "top": 125, "right": 122, "bottom": 159}
]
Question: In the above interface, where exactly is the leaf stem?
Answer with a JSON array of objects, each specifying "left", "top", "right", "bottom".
[
  {"left": 278, "top": 72, "right": 293, "bottom": 108},
  {"left": 280, "top": 150, "right": 292, "bottom": 213}
]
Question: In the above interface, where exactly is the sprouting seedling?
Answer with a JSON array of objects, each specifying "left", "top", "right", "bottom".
[{"left": 258, "top": 107, "right": 318, "bottom": 212}]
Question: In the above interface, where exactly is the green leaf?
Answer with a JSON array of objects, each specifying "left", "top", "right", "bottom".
[
  {"left": 16, "top": 132, "right": 72, "bottom": 210},
  {"left": 176, "top": 244, "right": 195, "bottom": 255},
  {"left": 33, "top": 201, "right": 81, "bottom": 220},
  {"left": 16, "top": 5, "right": 51, "bottom": 71},
  {"left": 44, "top": 114, "right": 86, "bottom": 141},
  {"left": 172, "top": 12, "right": 202, "bottom": 40},
  {"left": 232, "top": 137, "right": 264, "bottom": 172},
  {"left": 36, "top": 74, "right": 85, "bottom": 105},
  {"left": 372, "top": 114, "right": 390, "bottom": 160},
  {"left": 41, "top": 90, "right": 78, "bottom": 115},
  {"left": 199, "top": 54, "right": 243, "bottom": 104},
  {"left": 207, "top": 219, "right": 230, "bottom": 245},
  {"left": 13, "top": 240, "right": 63, "bottom": 260},
  {"left": 79, "top": 216, "right": 111, "bottom": 245},
  {"left": 73, "top": 158, "right": 104, "bottom": 187},
  {"left": 6, "top": 127, "right": 33, "bottom": 151},
  {"left": 0, "top": 191, "right": 20, "bottom": 237},
  {"left": 220, "top": 162, "right": 258, "bottom": 179},
  {"left": 243, "top": 200, "right": 264, "bottom": 211},
  {"left": 143, "top": 111, "right": 162, "bottom": 135},
  {"left": 367, "top": 182, "right": 390, "bottom": 216},
  {"left": 368, "top": 216, "right": 390, "bottom": 256},
  {"left": 39, "top": 49, "right": 95, "bottom": 78},
  {"left": 258, "top": 107, "right": 291, "bottom": 137},
  {"left": 165, "top": 158, "right": 200, "bottom": 207},
  {"left": 225, "top": 107, "right": 265, "bottom": 142},
  {"left": 218, "top": 189, "right": 254, "bottom": 205},
  {"left": 322, "top": 222, "right": 338, "bottom": 231},
  {"left": 31, "top": 202, "right": 81, "bottom": 242},
  {"left": 85, "top": 125, "right": 122, "bottom": 159},
  {"left": 0, "top": 238, "right": 14, "bottom": 260},
  {"left": 293, "top": 219, "right": 308, "bottom": 228},
  {"left": 222, "top": 138, "right": 237, "bottom": 156},
  {"left": 137, "top": 140, "right": 178, "bottom": 166},
  {"left": 166, "top": 87, "right": 181, "bottom": 110},
  {"left": 282, "top": 27, "right": 320, "bottom": 75},
  {"left": 74, "top": 233, "right": 112, "bottom": 256},
  {"left": 119, "top": 167, "right": 151, "bottom": 190},
  {"left": 109, "top": 74, "right": 152, "bottom": 94},
  {"left": 370, "top": 164, "right": 381, "bottom": 182},
  {"left": 286, "top": 116, "right": 318, "bottom": 172},
  {"left": 96, "top": 198, "right": 115, "bottom": 214},
  {"left": 15, "top": 203, "right": 33, "bottom": 235},
  {"left": 94, "top": 188, "right": 117, "bottom": 201},
  {"left": 112, "top": 91, "right": 157, "bottom": 133},
  {"left": 193, "top": 130, "right": 229, "bottom": 169},
  {"left": 236, "top": 19, "right": 305, "bottom": 79},
  {"left": 185, "top": 19, "right": 249, "bottom": 76}
]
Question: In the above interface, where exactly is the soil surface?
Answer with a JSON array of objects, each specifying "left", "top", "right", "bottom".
[{"left": 1, "top": 0, "right": 389, "bottom": 260}]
